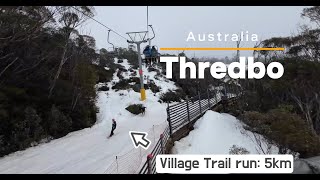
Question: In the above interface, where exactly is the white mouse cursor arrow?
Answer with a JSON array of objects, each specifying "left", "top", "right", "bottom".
[{"left": 129, "top": 131, "right": 151, "bottom": 150}]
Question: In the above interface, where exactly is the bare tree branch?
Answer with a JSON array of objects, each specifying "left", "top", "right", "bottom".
[{"left": 0, "top": 57, "right": 19, "bottom": 78}]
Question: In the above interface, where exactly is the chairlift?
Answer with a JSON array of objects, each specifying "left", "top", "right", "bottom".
[
  {"left": 143, "top": 25, "right": 159, "bottom": 66},
  {"left": 107, "top": 30, "right": 116, "bottom": 57}
]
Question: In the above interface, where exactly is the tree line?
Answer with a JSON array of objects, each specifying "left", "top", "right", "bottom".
[
  {"left": 0, "top": 6, "right": 114, "bottom": 157},
  {"left": 235, "top": 6, "right": 320, "bottom": 158},
  {"left": 158, "top": 6, "right": 320, "bottom": 158}
]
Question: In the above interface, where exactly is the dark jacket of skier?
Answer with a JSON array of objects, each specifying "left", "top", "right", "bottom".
[{"left": 110, "top": 119, "right": 117, "bottom": 137}]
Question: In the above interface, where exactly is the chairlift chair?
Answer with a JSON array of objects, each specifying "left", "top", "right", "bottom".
[
  {"left": 107, "top": 30, "right": 116, "bottom": 57},
  {"left": 142, "top": 25, "right": 159, "bottom": 66}
]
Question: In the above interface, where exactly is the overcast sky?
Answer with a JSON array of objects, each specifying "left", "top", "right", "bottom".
[{"left": 80, "top": 6, "right": 310, "bottom": 58}]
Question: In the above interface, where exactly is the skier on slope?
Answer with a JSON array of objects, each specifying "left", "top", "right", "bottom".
[{"left": 109, "top": 119, "right": 117, "bottom": 137}]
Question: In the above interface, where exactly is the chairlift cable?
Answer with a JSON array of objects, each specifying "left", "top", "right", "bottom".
[
  {"left": 71, "top": 6, "right": 129, "bottom": 41},
  {"left": 147, "top": 6, "right": 149, "bottom": 40}
]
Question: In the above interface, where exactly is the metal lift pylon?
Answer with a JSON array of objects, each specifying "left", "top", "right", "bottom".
[{"left": 126, "top": 31, "right": 148, "bottom": 101}]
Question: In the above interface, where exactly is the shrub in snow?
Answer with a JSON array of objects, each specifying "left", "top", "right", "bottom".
[
  {"left": 39, "top": 136, "right": 54, "bottom": 144},
  {"left": 118, "top": 59, "right": 123, "bottom": 63},
  {"left": 30, "top": 136, "right": 54, "bottom": 147},
  {"left": 112, "top": 66, "right": 159, "bottom": 92},
  {"left": 149, "top": 81, "right": 160, "bottom": 93},
  {"left": 125, "top": 104, "right": 145, "bottom": 115},
  {"left": 30, "top": 141, "right": 38, "bottom": 147},
  {"left": 112, "top": 79, "right": 131, "bottom": 91},
  {"left": 98, "top": 86, "right": 109, "bottom": 91},
  {"left": 148, "top": 67, "right": 160, "bottom": 74},
  {"left": 147, "top": 67, "right": 156, "bottom": 72},
  {"left": 129, "top": 68, "right": 135, "bottom": 72},
  {"left": 119, "top": 66, "right": 127, "bottom": 72},
  {"left": 156, "top": 70, "right": 162, "bottom": 76},
  {"left": 117, "top": 70, "right": 124, "bottom": 79},
  {"left": 160, "top": 89, "right": 186, "bottom": 103},
  {"left": 132, "top": 83, "right": 149, "bottom": 92},
  {"left": 229, "top": 145, "right": 250, "bottom": 155},
  {"left": 154, "top": 75, "right": 160, "bottom": 80},
  {"left": 129, "top": 77, "right": 140, "bottom": 84},
  {"left": 131, "top": 71, "right": 137, "bottom": 76},
  {"left": 93, "top": 65, "right": 114, "bottom": 83}
]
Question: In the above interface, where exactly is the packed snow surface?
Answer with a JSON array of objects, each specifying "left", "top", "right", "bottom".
[
  {"left": 0, "top": 58, "right": 275, "bottom": 174},
  {"left": 0, "top": 59, "right": 176, "bottom": 174},
  {"left": 172, "top": 111, "right": 278, "bottom": 155}
]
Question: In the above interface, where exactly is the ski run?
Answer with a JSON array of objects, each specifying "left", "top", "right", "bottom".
[{"left": 0, "top": 58, "right": 276, "bottom": 174}]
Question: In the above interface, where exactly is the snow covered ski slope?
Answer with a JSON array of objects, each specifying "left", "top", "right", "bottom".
[
  {"left": 172, "top": 111, "right": 278, "bottom": 155},
  {"left": 0, "top": 59, "right": 177, "bottom": 174}
]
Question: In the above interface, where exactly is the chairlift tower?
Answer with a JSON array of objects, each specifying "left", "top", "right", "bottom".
[{"left": 126, "top": 31, "right": 149, "bottom": 101}]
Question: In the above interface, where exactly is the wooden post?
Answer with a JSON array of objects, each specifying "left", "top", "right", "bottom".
[
  {"left": 166, "top": 103, "right": 172, "bottom": 136},
  {"left": 160, "top": 134, "right": 164, "bottom": 154},
  {"left": 218, "top": 87, "right": 222, "bottom": 103},
  {"left": 186, "top": 97, "right": 190, "bottom": 124},
  {"left": 230, "top": 85, "right": 233, "bottom": 98},
  {"left": 198, "top": 91, "right": 202, "bottom": 115},
  {"left": 116, "top": 156, "right": 119, "bottom": 173},
  {"left": 147, "top": 154, "right": 153, "bottom": 174},
  {"left": 215, "top": 90, "right": 218, "bottom": 104},
  {"left": 222, "top": 83, "right": 227, "bottom": 112},
  {"left": 207, "top": 89, "right": 211, "bottom": 109},
  {"left": 225, "top": 84, "right": 229, "bottom": 99}
]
